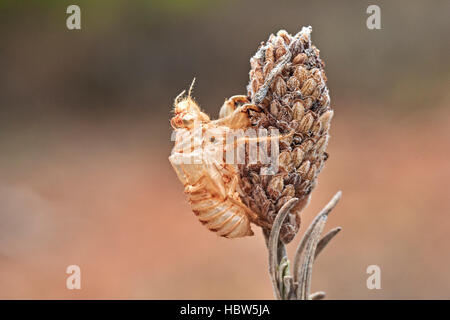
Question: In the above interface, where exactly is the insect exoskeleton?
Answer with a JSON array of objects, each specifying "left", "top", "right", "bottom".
[{"left": 169, "top": 93, "right": 260, "bottom": 238}]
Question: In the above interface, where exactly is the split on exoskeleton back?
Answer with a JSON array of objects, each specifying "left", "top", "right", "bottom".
[{"left": 171, "top": 79, "right": 256, "bottom": 131}]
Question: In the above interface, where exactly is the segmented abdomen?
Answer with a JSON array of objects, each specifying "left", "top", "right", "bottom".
[{"left": 187, "top": 184, "right": 253, "bottom": 238}]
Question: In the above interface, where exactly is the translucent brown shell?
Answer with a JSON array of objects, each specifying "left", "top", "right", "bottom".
[{"left": 169, "top": 95, "right": 262, "bottom": 238}]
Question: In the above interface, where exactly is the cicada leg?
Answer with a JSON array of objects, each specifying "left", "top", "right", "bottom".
[
  {"left": 219, "top": 95, "right": 250, "bottom": 119},
  {"left": 223, "top": 171, "right": 267, "bottom": 226},
  {"left": 214, "top": 103, "right": 261, "bottom": 129},
  {"left": 184, "top": 179, "right": 206, "bottom": 193},
  {"left": 217, "top": 169, "right": 259, "bottom": 223}
]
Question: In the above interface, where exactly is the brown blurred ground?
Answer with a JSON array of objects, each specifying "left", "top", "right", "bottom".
[{"left": 1, "top": 0, "right": 450, "bottom": 299}]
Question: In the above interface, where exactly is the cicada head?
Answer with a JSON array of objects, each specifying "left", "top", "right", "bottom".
[{"left": 171, "top": 86, "right": 210, "bottom": 131}]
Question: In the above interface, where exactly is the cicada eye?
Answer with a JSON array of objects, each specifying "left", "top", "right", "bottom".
[
  {"left": 210, "top": 136, "right": 216, "bottom": 143},
  {"left": 182, "top": 118, "right": 193, "bottom": 126}
]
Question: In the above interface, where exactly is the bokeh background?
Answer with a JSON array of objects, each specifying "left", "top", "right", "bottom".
[{"left": 1, "top": 0, "right": 450, "bottom": 299}]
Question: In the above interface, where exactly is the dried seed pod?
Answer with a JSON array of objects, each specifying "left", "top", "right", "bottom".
[
  {"left": 267, "top": 175, "right": 284, "bottom": 200},
  {"left": 265, "top": 45, "right": 275, "bottom": 63},
  {"left": 273, "top": 76, "right": 287, "bottom": 96},
  {"left": 311, "top": 87, "right": 322, "bottom": 100},
  {"left": 270, "top": 100, "right": 280, "bottom": 117},
  {"left": 301, "top": 78, "right": 317, "bottom": 97},
  {"left": 319, "top": 89, "right": 330, "bottom": 108},
  {"left": 275, "top": 46, "right": 287, "bottom": 61},
  {"left": 298, "top": 112, "right": 315, "bottom": 133},
  {"left": 292, "top": 147, "right": 305, "bottom": 168},
  {"left": 300, "top": 139, "right": 314, "bottom": 153},
  {"left": 278, "top": 150, "right": 292, "bottom": 172},
  {"left": 306, "top": 163, "right": 317, "bottom": 181},
  {"left": 277, "top": 29, "right": 291, "bottom": 44},
  {"left": 287, "top": 76, "right": 301, "bottom": 91},
  {"left": 254, "top": 68, "right": 264, "bottom": 85},
  {"left": 277, "top": 107, "right": 290, "bottom": 124},
  {"left": 251, "top": 78, "right": 259, "bottom": 95},
  {"left": 292, "top": 100, "right": 305, "bottom": 120},
  {"left": 281, "top": 94, "right": 292, "bottom": 106},
  {"left": 319, "top": 110, "right": 334, "bottom": 130},
  {"left": 281, "top": 184, "right": 295, "bottom": 198},
  {"left": 303, "top": 97, "right": 314, "bottom": 109},
  {"left": 294, "top": 65, "right": 309, "bottom": 84},
  {"left": 293, "top": 53, "right": 307, "bottom": 64},
  {"left": 298, "top": 160, "right": 311, "bottom": 178},
  {"left": 316, "top": 135, "right": 329, "bottom": 155},
  {"left": 311, "top": 120, "right": 322, "bottom": 136}
]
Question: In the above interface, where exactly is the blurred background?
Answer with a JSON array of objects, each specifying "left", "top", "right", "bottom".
[{"left": 1, "top": 0, "right": 450, "bottom": 299}]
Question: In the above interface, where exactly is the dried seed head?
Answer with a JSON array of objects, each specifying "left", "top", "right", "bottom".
[{"left": 241, "top": 26, "right": 334, "bottom": 243}]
